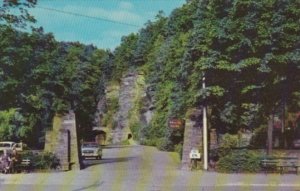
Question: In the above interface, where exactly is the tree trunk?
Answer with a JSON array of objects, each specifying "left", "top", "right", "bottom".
[
  {"left": 267, "top": 114, "right": 274, "bottom": 155},
  {"left": 282, "top": 102, "right": 286, "bottom": 148}
]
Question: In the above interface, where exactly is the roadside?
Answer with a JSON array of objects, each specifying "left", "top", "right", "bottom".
[{"left": 0, "top": 145, "right": 300, "bottom": 191}]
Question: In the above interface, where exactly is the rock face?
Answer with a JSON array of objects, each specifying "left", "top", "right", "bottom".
[
  {"left": 93, "top": 96, "right": 107, "bottom": 128},
  {"left": 110, "top": 72, "right": 137, "bottom": 143},
  {"left": 94, "top": 71, "right": 155, "bottom": 144},
  {"left": 118, "top": 73, "right": 137, "bottom": 127},
  {"left": 139, "top": 84, "right": 155, "bottom": 126},
  {"left": 112, "top": 72, "right": 153, "bottom": 143},
  {"left": 93, "top": 81, "right": 119, "bottom": 144}
]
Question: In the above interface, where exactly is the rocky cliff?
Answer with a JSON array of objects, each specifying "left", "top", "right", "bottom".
[{"left": 94, "top": 71, "right": 154, "bottom": 144}]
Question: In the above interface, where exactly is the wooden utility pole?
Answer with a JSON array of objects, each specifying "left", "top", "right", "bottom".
[{"left": 202, "top": 75, "right": 208, "bottom": 170}]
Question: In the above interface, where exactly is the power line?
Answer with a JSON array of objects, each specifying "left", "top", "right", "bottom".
[{"left": 35, "top": 6, "right": 141, "bottom": 28}]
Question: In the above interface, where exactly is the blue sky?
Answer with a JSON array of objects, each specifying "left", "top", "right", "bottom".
[{"left": 28, "top": 0, "right": 185, "bottom": 50}]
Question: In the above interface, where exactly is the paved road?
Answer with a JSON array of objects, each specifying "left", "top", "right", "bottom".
[{"left": 1, "top": 145, "right": 300, "bottom": 191}]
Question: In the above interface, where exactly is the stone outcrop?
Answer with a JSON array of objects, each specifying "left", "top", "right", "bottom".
[
  {"left": 93, "top": 95, "right": 107, "bottom": 129},
  {"left": 112, "top": 72, "right": 138, "bottom": 143},
  {"left": 139, "top": 83, "right": 155, "bottom": 126},
  {"left": 93, "top": 82, "right": 120, "bottom": 144},
  {"left": 94, "top": 71, "right": 155, "bottom": 144},
  {"left": 113, "top": 72, "right": 147, "bottom": 143}
]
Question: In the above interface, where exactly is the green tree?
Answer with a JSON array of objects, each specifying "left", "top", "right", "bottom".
[{"left": 0, "top": 0, "right": 36, "bottom": 28}]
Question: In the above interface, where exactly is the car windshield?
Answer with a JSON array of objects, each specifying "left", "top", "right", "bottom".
[
  {"left": 0, "top": 143, "right": 12, "bottom": 147},
  {"left": 82, "top": 143, "right": 99, "bottom": 148}
]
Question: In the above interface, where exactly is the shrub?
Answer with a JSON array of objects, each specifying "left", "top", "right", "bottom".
[
  {"left": 218, "top": 133, "right": 239, "bottom": 157},
  {"left": 140, "top": 137, "right": 174, "bottom": 151},
  {"left": 249, "top": 125, "right": 267, "bottom": 148},
  {"left": 129, "top": 121, "right": 142, "bottom": 140},
  {"left": 119, "top": 139, "right": 130, "bottom": 145},
  {"left": 216, "top": 149, "right": 261, "bottom": 173},
  {"left": 174, "top": 144, "right": 183, "bottom": 160},
  {"left": 20, "top": 151, "right": 60, "bottom": 170},
  {"left": 139, "top": 138, "right": 157, "bottom": 146},
  {"left": 157, "top": 137, "right": 174, "bottom": 151}
]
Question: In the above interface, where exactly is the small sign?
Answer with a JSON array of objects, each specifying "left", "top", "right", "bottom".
[
  {"left": 189, "top": 149, "right": 201, "bottom": 159},
  {"left": 168, "top": 118, "right": 184, "bottom": 129},
  {"left": 63, "top": 120, "right": 75, "bottom": 124}
]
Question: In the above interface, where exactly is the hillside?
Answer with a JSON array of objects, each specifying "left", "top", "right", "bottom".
[
  {"left": 104, "top": 0, "right": 300, "bottom": 150},
  {"left": 0, "top": 0, "right": 300, "bottom": 150}
]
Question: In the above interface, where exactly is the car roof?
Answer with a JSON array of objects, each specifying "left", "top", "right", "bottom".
[{"left": 0, "top": 141, "right": 16, "bottom": 144}]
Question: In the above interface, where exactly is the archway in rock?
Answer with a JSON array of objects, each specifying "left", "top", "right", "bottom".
[
  {"left": 128, "top": 133, "right": 132, "bottom": 140},
  {"left": 94, "top": 130, "right": 107, "bottom": 146}
]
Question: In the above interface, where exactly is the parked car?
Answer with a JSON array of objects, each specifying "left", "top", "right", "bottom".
[
  {"left": 0, "top": 141, "right": 23, "bottom": 153},
  {"left": 81, "top": 142, "right": 102, "bottom": 160},
  {"left": 293, "top": 139, "right": 300, "bottom": 148}
]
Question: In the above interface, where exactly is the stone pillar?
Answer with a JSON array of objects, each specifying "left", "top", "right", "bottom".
[
  {"left": 210, "top": 129, "right": 218, "bottom": 150},
  {"left": 181, "top": 108, "right": 203, "bottom": 170},
  {"left": 44, "top": 111, "right": 82, "bottom": 171},
  {"left": 62, "top": 111, "right": 81, "bottom": 170}
]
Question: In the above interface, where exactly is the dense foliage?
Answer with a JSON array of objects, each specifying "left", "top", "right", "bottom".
[
  {"left": 216, "top": 149, "right": 261, "bottom": 173},
  {"left": 111, "top": 0, "right": 300, "bottom": 149},
  {"left": 0, "top": 0, "right": 36, "bottom": 28},
  {"left": 1, "top": 0, "right": 300, "bottom": 150},
  {"left": 20, "top": 151, "right": 60, "bottom": 170},
  {"left": 0, "top": 24, "right": 109, "bottom": 145}
]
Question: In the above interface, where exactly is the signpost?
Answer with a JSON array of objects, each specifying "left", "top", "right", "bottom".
[
  {"left": 189, "top": 149, "right": 201, "bottom": 159},
  {"left": 189, "top": 148, "right": 201, "bottom": 170},
  {"left": 168, "top": 118, "right": 184, "bottom": 129}
]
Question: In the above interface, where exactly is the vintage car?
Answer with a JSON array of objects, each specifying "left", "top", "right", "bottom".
[
  {"left": 81, "top": 142, "right": 102, "bottom": 160},
  {"left": 0, "top": 141, "right": 23, "bottom": 153},
  {"left": 293, "top": 139, "right": 300, "bottom": 148}
]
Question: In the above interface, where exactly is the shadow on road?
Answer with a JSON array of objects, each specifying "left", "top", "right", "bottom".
[
  {"left": 102, "top": 145, "right": 138, "bottom": 149},
  {"left": 72, "top": 181, "right": 104, "bottom": 191},
  {"left": 83, "top": 156, "right": 137, "bottom": 169}
]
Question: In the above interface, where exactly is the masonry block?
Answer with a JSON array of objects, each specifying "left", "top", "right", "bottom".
[
  {"left": 181, "top": 108, "right": 203, "bottom": 170},
  {"left": 44, "top": 111, "right": 82, "bottom": 171}
]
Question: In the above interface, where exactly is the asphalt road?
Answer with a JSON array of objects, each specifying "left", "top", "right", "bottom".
[{"left": 0, "top": 145, "right": 300, "bottom": 191}]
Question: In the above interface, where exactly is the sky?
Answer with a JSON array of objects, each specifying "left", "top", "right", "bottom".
[{"left": 27, "top": 0, "right": 186, "bottom": 50}]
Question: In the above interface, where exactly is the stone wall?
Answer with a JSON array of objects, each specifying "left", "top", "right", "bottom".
[
  {"left": 44, "top": 111, "right": 81, "bottom": 170},
  {"left": 181, "top": 108, "right": 203, "bottom": 170},
  {"left": 210, "top": 129, "right": 218, "bottom": 150}
]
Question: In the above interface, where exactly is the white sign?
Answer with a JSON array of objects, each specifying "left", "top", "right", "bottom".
[
  {"left": 189, "top": 149, "right": 201, "bottom": 159},
  {"left": 63, "top": 120, "right": 75, "bottom": 124}
]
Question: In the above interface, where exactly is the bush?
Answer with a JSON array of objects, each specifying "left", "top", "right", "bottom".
[
  {"left": 139, "top": 138, "right": 157, "bottom": 146},
  {"left": 140, "top": 137, "right": 174, "bottom": 151},
  {"left": 20, "top": 151, "right": 60, "bottom": 170},
  {"left": 216, "top": 149, "right": 261, "bottom": 173},
  {"left": 129, "top": 121, "right": 142, "bottom": 140},
  {"left": 249, "top": 125, "right": 267, "bottom": 148},
  {"left": 119, "top": 139, "right": 130, "bottom": 145},
  {"left": 157, "top": 137, "right": 174, "bottom": 151},
  {"left": 218, "top": 133, "right": 239, "bottom": 157},
  {"left": 174, "top": 144, "right": 183, "bottom": 160}
]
